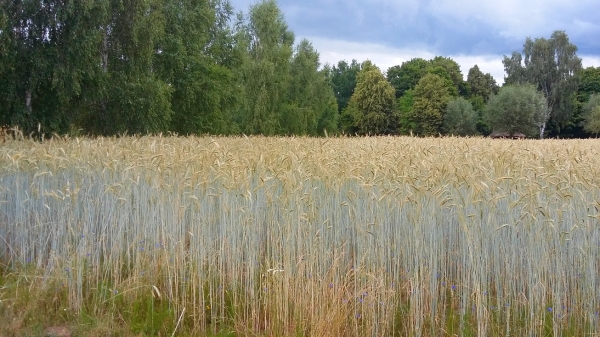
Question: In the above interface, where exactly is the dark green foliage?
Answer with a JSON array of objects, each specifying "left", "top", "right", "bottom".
[
  {"left": 329, "top": 59, "right": 361, "bottom": 113},
  {"left": 158, "top": 0, "right": 240, "bottom": 135},
  {"left": 577, "top": 67, "right": 600, "bottom": 103},
  {"left": 82, "top": 0, "right": 174, "bottom": 135},
  {"left": 0, "top": 0, "right": 108, "bottom": 134},
  {"left": 582, "top": 94, "right": 600, "bottom": 135},
  {"left": 467, "top": 65, "right": 499, "bottom": 102},
  {"left": 346, "top": 61, "right": 397, "bottom": 135},
  {"left": 0, "top": 0, "right": 340, "bottom": 137},
  {"left": 105, "top": 75, "right": 173, "bottom": 134},
  {"left": 443, "top": 97, "right": 479, "bottom": 136},
  {"left": 397, "top": 89, "right": 415, "bottom": 135},
  {"left": 570, "top": 67, "right": 600, "bottom": 137},
  {"left": 387, "top": 56, "right": 469, "bottom": 104},
  {"left": 584, "top": 106, "right": 600, "bottom": 136},
  {"left": 427, "top": 66, "right": 458, "bottom": 97},
  {"left": 458, "top": 81, "right": 472, "bottom": 98},
  {"left": 386, "top": 58, "right": 430, "bottom": 98},
  {"left": 0, "top": 0, "right": 243, "bottom": 136},
  {"left": 235, "top": 0, "right": 294, "bottom": 135},
  {"left": 466, "top": 65, "right": 498, "bottom": 136},
  {"left": 485, "top": 84, "right": 547, "bottom": 137},
  {"left": 283, "top": 39, "right": 338, "bottom": 135},
  {"left": 315, "top": 68, "right": 340, "bottom": 135},
  {"left": 430, "top": 56, "right": 464, "bottom": 96},
  {"left": 409, "top": 74, "right": 452, "bottom": 136},
  {"left": 470, "top": 96, "right": 491, "bottom": 135},
  {"left": 340, "top": 100, "right": 360, "bottom": 135},
  {"left": 316, "top": 94, "right": 339, "bottom": 135}
]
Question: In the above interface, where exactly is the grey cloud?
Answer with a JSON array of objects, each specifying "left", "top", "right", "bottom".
[{"left": 227, "top": 0, "right": 600, "bottom": 60}]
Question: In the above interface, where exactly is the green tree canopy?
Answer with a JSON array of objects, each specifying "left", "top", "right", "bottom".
[
  {"left": 397, "top": 89, "right": 415, "bottom": 135},
  {"left": 345, "top": 61, "right": 397, "bottom": 135},
  {"left": 442, "top": 97, "right": 478, "bottom": 136},
  {"left": 0, "top": 0, "right": 246, "bottom": 136},
  {"left": 314, "top": 69, "right": 339, "bottom": 136},
  {"left": 503, "top": 30, "right": 582, "bottom": 137},
  {"left": 329, "top": 59, "right": 361, "bottom": 113},
  {"left": 236, "top": 0, "right": 294, "bottom": 135},
  {"left": 284, "top": 39, "right": 320, "bottom": 135},
  {"left": 96, "top": 0, "right": 175, "bottom": 135},
  {"left": 582, "top": 94, "right": 600, "bottom": 136},
  {"left": 408, "top": 73, "right": 452, "bottom": 136},
  {"left": 584, "top": 106, "right": 600, "bottom": 136},
  {"left": 485, "top": 84, "right": 547, "bottom": 138},
  {"left": 158, "top": 0, "right": 241, "bottom": 135},
  {"left": 0, "top": 0, "right": 345, "bottom": 138},
  {"left": 469, "top": 95, "right": 491, "bottom": 135},
  {"left": 467, "top": 65, "right": 499, "bottom": 102},
  {"left": 0, "top": 0, "right": 110, "bottom": 134},
  {"left": 430, "top": 56, "right": 464, "bottom": 95},
  {"left": 283, "top": 39, "right": 338, "bottom": 135},
  {"left": 560, "top": 66, "right": 600, "bottom": 138},
  {"left": 577, "top": 67, "right": 600, "bottom": 103},
  {"left": 427, "top": 66, "right": 458, "bottom": 97},
  {"left": 386, "top": 58, "right": 430, "bottom": 98},
  {"left": 387, "top": 56, "right": 468, "bottom": 100}
]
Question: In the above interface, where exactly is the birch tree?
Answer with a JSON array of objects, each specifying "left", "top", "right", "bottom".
[
  {"left": 236, "top": 0, "right": 294, "bottom": 135},
  {"left": 503, "top": 31, "right": 582, "bottom": 138}
]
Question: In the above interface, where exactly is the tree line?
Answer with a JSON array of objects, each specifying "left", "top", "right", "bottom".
[
  {"left": 331, "top": 32, "right": 600, "bottom": 138},
  {"left": 1, "top": 0, "right": 599, "bottom": 138},
  {"left": 0, "top": 0, "right": 336, "bottom": 137}
]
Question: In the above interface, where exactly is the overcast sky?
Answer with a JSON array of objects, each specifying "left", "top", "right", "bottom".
[{"left": 228, "top": 0, "right": 600, "bottom": 84}]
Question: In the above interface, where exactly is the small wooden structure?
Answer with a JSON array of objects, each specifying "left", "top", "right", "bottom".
[{"left": 489, "top": 132, "right": 526, "bottom": 139}]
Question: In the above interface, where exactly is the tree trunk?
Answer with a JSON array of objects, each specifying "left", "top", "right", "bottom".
[
  {"left": 539, "top": 122, "right": 546, "bottom": 139},
  {"left": 102, "top": 27, "right": 109, "bottom": 73},
  {"left": 100, "top": 27, "right": 109, "bottom": 133},
  {"left": 25, "top": 89, "right": 32, "bottom": 115}
]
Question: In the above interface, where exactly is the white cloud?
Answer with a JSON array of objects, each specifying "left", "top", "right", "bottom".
[
  {"left": 311, "top": 37, "right": 434, "bottom": 70},
  {"left": 428, "top": 0, "right": 599, "bottom": 39},
  {"left": 450, "top": 55, "right": 506, "bottom": 83},
  {"left": 582, "top": 55, "right": 600, "bottom": 68},
  {"left": 310, "top": 37, "right": 506, "bottom": 82}
]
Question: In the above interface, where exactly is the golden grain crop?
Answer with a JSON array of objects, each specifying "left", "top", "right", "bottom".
[{"left": 1, "top": 135, "right": 599, "bottom": 336}]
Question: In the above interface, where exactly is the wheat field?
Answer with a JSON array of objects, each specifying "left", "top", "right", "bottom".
[{"left": 1, "top": 135, "right": 599, "bottom": 336}]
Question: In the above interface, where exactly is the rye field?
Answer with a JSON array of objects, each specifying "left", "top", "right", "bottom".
[{"left": 0, "top": 135, "right": 599, "bottom": 336}]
